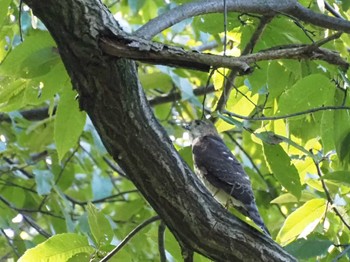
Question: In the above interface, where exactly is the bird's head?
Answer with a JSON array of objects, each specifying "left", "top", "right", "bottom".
[{"left": 185, "top": 120, "right": 219, "bottom": 139}]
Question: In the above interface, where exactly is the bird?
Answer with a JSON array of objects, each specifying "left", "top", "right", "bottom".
[{"left": 186, "top": 119, "right": 270, "bottom": 236}]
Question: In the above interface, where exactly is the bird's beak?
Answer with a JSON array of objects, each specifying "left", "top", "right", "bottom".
[{"left": 182, "top": 122, "right": 191, "bottom": 130}]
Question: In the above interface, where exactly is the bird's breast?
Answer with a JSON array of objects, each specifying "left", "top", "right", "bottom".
[{"left": 194, "top": 164, "right": 245, "bottom": 208}]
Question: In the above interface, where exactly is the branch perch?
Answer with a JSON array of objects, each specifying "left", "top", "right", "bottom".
[
  {"left": 100, "top": 36, "right": 348, "bottom": 72},
  {"left": 135, "top": 0, "right": 350, "bottom": 40}
]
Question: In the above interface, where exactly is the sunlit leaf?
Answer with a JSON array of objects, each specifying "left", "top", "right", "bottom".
[
  {"left": 271, "top": 192, "right": 316, "bottom": 204},
  {"left": 320, "top": 111, "right": 335, "bottom": 153},
  {"left": 277, "top": 198, "right": 327, "bottom": 246},
  {"left": 18, "top": 233, "right": 94, "bottom": 262},
  {"left": 277, "top": 74, "right": 334, "bottom": 115}
]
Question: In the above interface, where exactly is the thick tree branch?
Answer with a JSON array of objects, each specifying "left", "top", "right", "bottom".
[
  {"left": 135, "top": 0, "right": 350, "bottom": 40},
  {"left": 99, "top": 37, "right": 250, "bottom": 73},
  {"left": 23, "top": 0, "right": 295, "bottom": 261},
  {"left": 100, "top": 35, "right": 348, "bottom": 72}
]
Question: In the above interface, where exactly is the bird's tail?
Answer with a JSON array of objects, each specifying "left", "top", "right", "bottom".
[{"left": 247, "top": 203, "right": 270, "bottom": 236}]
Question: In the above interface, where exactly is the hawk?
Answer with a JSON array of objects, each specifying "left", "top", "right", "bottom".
[{"left": 187, "top": 120, "right": 270, "bottom": 235}]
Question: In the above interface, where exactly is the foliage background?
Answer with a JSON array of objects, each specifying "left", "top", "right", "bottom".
[{"left": 1, "top": 0, "right": 350, "bottom": 261}]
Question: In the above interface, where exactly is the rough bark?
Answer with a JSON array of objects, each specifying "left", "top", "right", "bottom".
[{"left": 23, "top": 0, "right": 295, "bottom": 261}]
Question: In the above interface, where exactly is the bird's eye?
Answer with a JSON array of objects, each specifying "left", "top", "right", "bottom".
[{"left": 195, "top": 120, "right": 200, "bottom": 125}]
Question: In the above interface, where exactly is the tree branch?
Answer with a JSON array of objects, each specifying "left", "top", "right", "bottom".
[
  {"left": 99, "top": 37, "right": 250, "bottom": 73},
  {"left": 100, "top": 35, "right": 348, "bottom": 72},
  {"left": 158, "top": 221, "right": 167, "bottom": 262},
  {"left": 215, "top": 15, "right": 273, "bottom": 112},
  {"left": 223, "top": 105, "right": 350, "bottom": 121},
  {"left": 134, "top": 0, "right": 350, "bottom": 40},
  {"left": 23, "top": 0, "right": 296, "bottom": 260},
  {"left": 0, "top": 85, "right": 216, "bottom": 123},
  {"left": 100, "top": 216, "right": 161, "bottom": 262},
  {"left": 313, "top": 157, "right": 350, "bottom": 231}
]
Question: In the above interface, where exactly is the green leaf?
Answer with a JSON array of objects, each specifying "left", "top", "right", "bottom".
[
  {"left": 178, "top": 146, "right": 193, "bottom": 169},
  {"left": 271, "top": 192, "right": 316, "bottom": 204},
  {"left": 322, "top": 171, "right": 350, "bottom": 185},
  {"left": 320, "top": 111, "right": 335, "bottom": 153},
  {"left": 67, "top": 253, "right": 91, "bottom": 262},
  {"left": 257, "top": 131, "right": 316, "bottom": 160},
  {"left": 277, "top": 198, "right": 327, "bottom": 246},
  {"left": 217, "top": 113, "right": 244, "bottom": 129},
  {"left": 114, "top": 199, "right": 144, "bottom": 221},
  {"left": 139, "top": 72, "right": 172, "bottom": 92},
  {"left": 193, "top": 13, "right": 240, "bottom": 34},
  {"left": 255, "top": 131, "right": 283, "bottom": 145},
  {"left": 18, "top": 233, "right": 94, "bottom": 262},
  {"left": 33, "top": 170, "right": 54, "bottom": 196},
  {"left": 341, "top": 0, "right": 350, "bottom": 11},
  {"left": 0, "top": 31, "right": 58, "bottom": 78},
  {"left": 87, "top": 203, "right": 113, "bottom": 247},
  {"left": 267, "top": 62, "right": 289, "bottom": 99},
  {"left": 284, "top": 233, "right": 332, "bottom": 259},
  {"left": 1, "top": 186, "right": 25, "bottom": 207},
  {"left": 339, "top": 132, "right": 350, "bottom": 164},
  {"left": 334, "top": 95, "right": 350, "bottom": 165},
  {"left": 277, "top": 74, "right": 334, "bottom": 115},
  {"left": 263, "top": 143, "right": 302, "bottom": 199},
  {"left": 0, "top": 0, "right": 12, "bottom": 27},
  {"left": 54, "top": 87, "right": 86, "bottom": 161},
  {"left": 0, "top": 79, "right": 27, "bottom": 111}
]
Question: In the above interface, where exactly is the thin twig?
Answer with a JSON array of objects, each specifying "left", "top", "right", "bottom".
[
  {"left": 0, "top": 195, "right": 63, "bottom": 219},
  {"left": 55, "top": 146, "right": 79, "bottom": 184},
  {"left": 158, "top": 221, "right": 167, "bottom": 262},
  {"left": 0, "top": 180, "right": 37, "bottom": 194},
  {"left": 216, "top": 70, "right": 258, "bottom": 108},
  {"left": 312, "top": 156, "right": 350, "bottom": 231},
  {"left": 223, "top": 105, "right": 350, "bottom": 121},
  {"left": 202, "top": 71, "right": 215, "bottom": 118},
  {"left": 103, "top": 156, "right": 128, "bottom": 178},
  {"left": 19, "top": 0, "right": 23, "bottom": 42},
  {"left": 3, "top": 157, "right": 33, "bottom": 179},
  {"left": 0, "top": 86, "right": 215, "bottom": 123},
  {"left": 1, "top": 229, "right": 20, "bottom": 257},
  {"left": 215, "top": 15, "right": 273, "bottom": 112},
  {"left": 223, "top": 0, "right": 227, "bottom": 56},
  {"left": 313, "top": 31, "right": 343, "bottom": 47},
  {"left": 333, "top": 245, "right": 350, "bottom": 262},
  {"left": 22, "top": 215, "right": 51, "bottom": 238},
  {"left": 100, "top": 216, "right": 160, "bottom": 262},
  {"left": 179, "top": 241, "right": 194, "bottom": 262},
  {"left": 324, "top": 1, "right": 344, "bottom": 19},
  {"left": 65, "top": 189, "right": 139, "bottom": 206}
]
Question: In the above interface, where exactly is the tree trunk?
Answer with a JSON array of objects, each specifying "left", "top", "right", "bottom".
[{"left": 23, "top": 0, "right": 295, "bottom": 261}]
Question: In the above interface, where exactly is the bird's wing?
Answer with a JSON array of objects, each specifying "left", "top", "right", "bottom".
[
  {"left": 192, "top": 135, "right": 270, "bottom": 235},
  {"left": 192, "top": 135, "right": 254, "bottom": 207}
]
